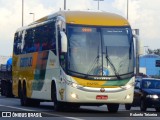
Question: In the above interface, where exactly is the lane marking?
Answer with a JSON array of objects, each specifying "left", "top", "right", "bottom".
[
  {"left": 0, "top": 105, "right": 33, "bottom": 111},
  {"left": 0, "top": 104, "right": 84, "bottom": 120}
]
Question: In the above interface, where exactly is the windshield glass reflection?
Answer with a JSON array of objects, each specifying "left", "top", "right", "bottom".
[{"left": 67, "top": 25, "right": 134, "bottom": 80}]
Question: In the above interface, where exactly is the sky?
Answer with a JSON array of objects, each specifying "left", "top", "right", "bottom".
[{"left": 0, "top": 0, "right": 160, "bottom": 56}]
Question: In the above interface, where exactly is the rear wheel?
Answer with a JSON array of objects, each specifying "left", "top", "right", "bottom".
[
  {"left": 20, "top": 82, "right": 30, "bottom": 106},
  {"left": 125, "top": 104, "right": 132, "bottom": 110},
  {"left": 18, "top": 81, "right": 21, "bottom": 98},
  {"left": 29, "top": 100, "right": 40, "bottom": 107},
  {"left": 107, "top": 104, "right": 119, "bottom": 113}
]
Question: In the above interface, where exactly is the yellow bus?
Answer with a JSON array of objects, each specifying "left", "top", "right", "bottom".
[{"left": 12, "top": 11, "right": 135, "bottom": 112}]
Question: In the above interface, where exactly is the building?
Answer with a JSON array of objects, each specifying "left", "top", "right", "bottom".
[{"left": 139, "top": 54, "right": 160, "bottom": 76}]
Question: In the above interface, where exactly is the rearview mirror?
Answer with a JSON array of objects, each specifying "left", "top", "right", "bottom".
[{"left": 60, "top": 31, "right": 68, "bottom": 53}]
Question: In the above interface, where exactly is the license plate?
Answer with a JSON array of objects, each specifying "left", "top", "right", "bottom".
[{"left": 96, "top": 95, "right": 108, "bottom": 100}]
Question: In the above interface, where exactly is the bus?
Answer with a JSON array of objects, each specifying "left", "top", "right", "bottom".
[{"left": 12, "top": 10, "right": 135, "bottom": 112}]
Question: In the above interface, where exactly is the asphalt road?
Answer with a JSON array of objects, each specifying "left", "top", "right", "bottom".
[{"left": 0, "top": 95, "right": 159, "bottom": 120}]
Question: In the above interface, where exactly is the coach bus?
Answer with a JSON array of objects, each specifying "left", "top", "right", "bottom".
[{"left": 12, "top": 10, "right": 135, "bottom": 112}]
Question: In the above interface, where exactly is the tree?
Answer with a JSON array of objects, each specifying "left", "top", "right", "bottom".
[
  {"left": 147, "top": 49, "right": 160, "bottom": 56},
  {"left": 147, "top": 49, "right": 154, "bottom": 54}
]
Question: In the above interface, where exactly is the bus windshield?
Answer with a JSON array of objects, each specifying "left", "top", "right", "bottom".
[{"left": 67, "top": 25, "right": 134, "bottom": 80}]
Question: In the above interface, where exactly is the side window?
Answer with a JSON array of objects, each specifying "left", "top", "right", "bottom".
[
  {"left": 34, "top": 27, "right": 42, "bottom": 52},
  {"left": 41, "top": 24, "right": 49, "bottom": 51},
  {"left": 13, "top": 33, "right": 18, "bottom": 55},
  {"left": 23, "top": 29, "right": 35, "bottom": 53},
  {"left": 15, "top": 20, "right": 56, "bottom": 54},
  {"left": 14, "top": 31, "right": 23, "bottom": 54},
  {"left": 48, "top": 21, "right": 56, "bottom": 53},
  {"left": 39, "top": 22, "right": 56, "bottom": 54}
]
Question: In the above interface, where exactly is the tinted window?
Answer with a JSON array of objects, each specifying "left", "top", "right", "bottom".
[
  {"left": 14, "top": 31, "right": 23, "bottom": 54},
  {"left": 142, "top": 79, "right": 160, "bottom": 89},
  {"left": 14, "top": 21, "right": 56, "bottom": 55}
]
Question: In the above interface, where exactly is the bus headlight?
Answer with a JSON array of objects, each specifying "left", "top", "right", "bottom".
[
  {"left": 71, "top": 82, "right": 83, "bottom": 88},
  {"left": 65, "top": 80, "right": 82, "bottom": 88},
  {"left": 146, "top": 95, "right": 159, "bottom": 99},
  {"left": 72, "top": 82, "right": 78, "bottom": 88}
]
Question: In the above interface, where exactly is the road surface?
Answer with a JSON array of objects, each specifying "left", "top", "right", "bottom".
[{"left": 0, "top": 95, "right": 159, "bottom": 120}]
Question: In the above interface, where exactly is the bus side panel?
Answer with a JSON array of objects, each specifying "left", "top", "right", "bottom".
[
  {"left": 12, "top": 52, "right": 38, "bottom": 97},
  {"left": 31, "top": 50, "right": 60, "bottom": 100}
]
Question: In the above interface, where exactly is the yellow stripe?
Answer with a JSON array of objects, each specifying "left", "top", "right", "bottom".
[{"left": 72, "top": 77, "right": 119, "bottom": 88}]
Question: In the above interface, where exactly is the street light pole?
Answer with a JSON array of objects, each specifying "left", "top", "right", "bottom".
[
  {"left": 64, "top": 0, "right": 66, "bottom": 10},
  {"left": 22, "top": 0, "right": 24, "bottom": 26},
  {"left": 29, "top": 13, "right": 35, "bottom": 22},
  {"left": 94, "top": 0, "right": 104, "bottom": 10},
  {"left": 127, "top": 0, "right": 129, "bottom": 20}
]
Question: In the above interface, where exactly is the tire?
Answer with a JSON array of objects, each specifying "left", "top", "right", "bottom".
[
  {"left": 107, "top": 104, "right": 119, "bottom": 113},
  {"left": 140, "top": 100, "right": 147, "bottom": 111},
  {"left": 29, "top": 100, "right": 40, "bottom": 107},
  {"left": 20, "top": 82, "right": 30, "bottom": 106},
  {"left": 125, "top": 104, "right": 132, "bottom": 110},
  {"left": 18, "top": 81, "right": 21, "bottom": 98},
  {"left": 64, "top": 103, "right": 80, "bottom": 112},
  {"left": 1, "top": 80, "right": 5, "bottom": 96},
  {"left": 155, "top": 107, "right": 160, "bottom": 112},
  {"left": 51, "top": 82, "right": 63, "bottom": 111}
]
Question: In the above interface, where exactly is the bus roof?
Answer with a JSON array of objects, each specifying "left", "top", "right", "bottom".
[
  {"left": 17, "top": 10, "right": 129, "bottom": 32},
  {"left": 41, "top": 10, "right": 129, "bottom": 26},
  {"left": 63, "top": 11, "right": 129, "bottom": 26}
]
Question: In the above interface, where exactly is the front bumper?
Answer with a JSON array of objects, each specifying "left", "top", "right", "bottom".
[
  {"left": 145, "top": 98, "right": 160, "bottom": 108},
  {"left": 62, "top": 85, "right": 134, "bottom": 104}
]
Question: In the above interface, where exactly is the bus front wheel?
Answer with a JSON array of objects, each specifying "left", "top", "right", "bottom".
[
  {"left": 125, "top": 104, "right": 132, "bottom": 110},
  {"left": 107, "top": 104, "right": 119, "bottom": 113},
  {"left": 51, "top": 82, "right": 63, "bottom": 111}
]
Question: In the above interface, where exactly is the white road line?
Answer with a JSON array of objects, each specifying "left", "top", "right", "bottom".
[
  {"left": 0, "top": 104, "right": 85, "bottom": 120},
  {"left": 0, "top": 105, "right": 33, "bottom": 111}
]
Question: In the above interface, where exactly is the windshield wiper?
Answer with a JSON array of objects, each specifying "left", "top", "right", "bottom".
[
  {"left": 85, "top": 46, "right": 101, "bottom": 77},
  {"left": 105, "top": 47, "right": 121, "bottom": 80}
]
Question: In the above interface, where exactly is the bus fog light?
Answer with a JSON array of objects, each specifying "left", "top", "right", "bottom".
[
  {"left": 71, "top": 93, "right": 78, "bottom": 99},
  {"left": 125, "top": 94, "right": 131, "bottom": 99}
]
